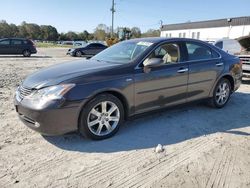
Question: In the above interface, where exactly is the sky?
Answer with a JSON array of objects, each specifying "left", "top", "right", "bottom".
[{"left": 1, "top": 0, "right": 250, "bottom": 33}]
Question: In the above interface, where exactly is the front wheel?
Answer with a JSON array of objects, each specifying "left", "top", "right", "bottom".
[
  {"left": 75, "top": 50, "right": 82, "bottom": 57},
  {"left": 210, "top": 78, "right": 231, "bottom": 108},
  {"left": 79, "top": 94, "right": 124, "bottom": 140}
]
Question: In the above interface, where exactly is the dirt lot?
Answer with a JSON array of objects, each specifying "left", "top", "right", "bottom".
[{"left": 0, "top": 48, "right": 250, "bottom": 188}]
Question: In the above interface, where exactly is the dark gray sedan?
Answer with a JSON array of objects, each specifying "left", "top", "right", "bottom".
[
  {"left": 67, "top": 43, "right": 107, "bottom": 57},
  {"left": 15, "top": 38, "right": 242, "bottom": 140}
]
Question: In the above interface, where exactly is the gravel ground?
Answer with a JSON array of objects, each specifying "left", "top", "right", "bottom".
[{"left": 0, "top": 48, "right": 250, "bottom": 188}]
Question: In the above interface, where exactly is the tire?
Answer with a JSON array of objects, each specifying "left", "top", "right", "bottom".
[
  {"left": 209, "top": 78, "right": 232, "bottom": 108},
  {"left": 79, "top": 94, "right": 124, "bottom": 140},
  {"left": 23, "top": 50, "right": 31, "bottom": 57},
  {"left": 75, "top": 50, "right": 82, "bottom": 57}
]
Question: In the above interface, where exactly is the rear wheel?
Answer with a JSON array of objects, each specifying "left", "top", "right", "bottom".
[
  {"left": 79, "top": 94, "right": 124, "bottom": 140},
  {"left": 210, "top": 78, "right": 231, "bottom": 108},
  {"left": 23, "top": 50, "right": 31, "bottom": 57}
]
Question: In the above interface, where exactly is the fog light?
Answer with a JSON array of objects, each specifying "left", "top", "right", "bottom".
[{"left": 34, "top": 122, "right": 40, "bottom": 128}]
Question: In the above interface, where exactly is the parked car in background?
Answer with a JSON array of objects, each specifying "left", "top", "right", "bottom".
[
  {"left": 67, "top": 43, "right": 107, "bottom": 57},
  {"left": 73, "top": 41, "right": 87, "bottom": 47},
  {"left": 0, "top": 38, "right": 37, "bottom": 57},
  {"left": 15, "top": 38, "right": 242, "bottom": 140},
  {"left": 214, "top": 39, "right": 242, "bottom": 55},
  {"left": 214, "top": 39, "right": 250, "bottom": 77},
  {"left": 239, "top": 54, "right": 250, "bottom": 77}
]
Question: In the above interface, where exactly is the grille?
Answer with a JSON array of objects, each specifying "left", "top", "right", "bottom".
[
  {"left": 239, "top": 57, "right": 250, "bottom": 65},
  {"left": 18, "top": 85, "right": 34, "bottom": 99}
]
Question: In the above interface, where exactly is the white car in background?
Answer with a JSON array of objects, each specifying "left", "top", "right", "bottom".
[
  {"left": 214, "top": 39, "right": 242, "bottom": 55},
  {"left": 214, "top": 39, "right": 250, "bottom": 77}
]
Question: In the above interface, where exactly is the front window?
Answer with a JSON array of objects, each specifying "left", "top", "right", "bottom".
[
  {"left": 144, "top": 43, "right": 181, "bottom": 65},
  {"left": 92, "top": 41, "right": 153, "bottom": 64},
  {"left": 0, "top": 40, "right": 10, "bottom": 45}
]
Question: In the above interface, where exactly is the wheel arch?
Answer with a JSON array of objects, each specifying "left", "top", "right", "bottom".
[
  {"left": 209, "top": 74, "right": 235, "bottom": 97},
  {"left": 77, "top": 89, "right": 129, "bottom": 130}
]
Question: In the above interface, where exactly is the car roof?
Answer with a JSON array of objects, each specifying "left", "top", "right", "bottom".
[
  {"left": 126, "top": 37, "right": 210, "bottom": 44},
  {"left": 0, "top": 38, "right": 28, "bottom": 41}
]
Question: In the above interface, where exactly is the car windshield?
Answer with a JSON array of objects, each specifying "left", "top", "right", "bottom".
[{"left": 92, "top": 41, "right": 153, "bottom": 64}]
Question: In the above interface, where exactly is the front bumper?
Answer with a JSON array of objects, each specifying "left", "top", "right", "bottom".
[
  {"left": 14, "top": 97, "right": 81, "bottom": 135},
  {"left": 66, "top": 50, "right": 75, "bottom": 56}
]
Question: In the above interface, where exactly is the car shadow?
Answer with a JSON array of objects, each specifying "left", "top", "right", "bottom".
[
  {"left": 44, "top": 91, "right": 250, "bottom": 153},
  {"left": 0, "top": 55, "right": 52, "bottom": 58}
]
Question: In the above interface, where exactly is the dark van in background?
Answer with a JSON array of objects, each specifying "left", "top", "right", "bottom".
[{"left": 0, "top": 38, "right": 37, "bottom": 57}]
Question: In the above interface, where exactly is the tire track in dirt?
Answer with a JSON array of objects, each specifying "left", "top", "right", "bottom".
[
  {"left": 119, "top": 139, "right": 218, "bottom": 188},
  {"left": 205, "top": 148, "right": 236, "bottom": 188},
  {"left": 69, "top": 137, "right": 217, "bottom": 187}
]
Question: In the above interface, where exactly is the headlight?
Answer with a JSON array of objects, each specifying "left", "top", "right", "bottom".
[{"left": 25, "top": 84, "right": 75, "bottom": 108}]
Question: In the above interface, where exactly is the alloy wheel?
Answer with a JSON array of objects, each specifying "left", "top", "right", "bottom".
[
  {"left": 215, "top": 82, "right": 230, "bottom": 105},
  {"left": 76, "top": 51, "right": 82, "bottom": 57},
  {"left": 87, "top": 101, "right": 120, "bottom": 136},
  {"left": 23, "top": 50, "right": 31, "bottom": 57}
]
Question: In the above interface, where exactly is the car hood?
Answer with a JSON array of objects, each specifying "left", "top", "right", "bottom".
[{"left": 22, "top": 59, "right": 119, "bottom": 89}]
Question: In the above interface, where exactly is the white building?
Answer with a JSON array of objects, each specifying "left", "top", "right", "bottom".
[{"left": 160, "top": 16, "right": 250, "bottom": 42}]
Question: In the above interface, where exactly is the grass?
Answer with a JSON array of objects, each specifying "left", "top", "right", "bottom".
[{"left": 35, "top": 42, "right": 73, "bottom": 48}]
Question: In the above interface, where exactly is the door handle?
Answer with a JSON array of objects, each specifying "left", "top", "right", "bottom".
[
  {"left": 216, "top": 62, "right": 224, "bottom": 67},
  {"left": 177, "top": 68, "right": 188, "bottom": 73}
]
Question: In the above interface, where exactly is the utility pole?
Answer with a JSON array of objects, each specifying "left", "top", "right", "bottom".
[{"left": 110, "top": 0, "right": 115, "bottom": 38}]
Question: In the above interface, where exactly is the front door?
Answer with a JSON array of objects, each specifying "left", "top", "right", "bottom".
[
  {"left": 0, "top": 39, "right": 11, "bottom": 54},
  {"left": 134, "top": 42, "right": 188, "bottom": 114}
]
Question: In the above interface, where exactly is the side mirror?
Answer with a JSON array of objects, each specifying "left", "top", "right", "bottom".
[
  {"left": 143, "top": 58, "right": 163, "bottom": 73},
  {"left": 143, "top": 58, "right": 163, "bottom": 68}
]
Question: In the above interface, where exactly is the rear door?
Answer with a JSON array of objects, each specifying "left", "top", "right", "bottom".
[
  {"left": 10, "top": 39, "right": 24, "bottom": 54},
  {"left": 95, "top": 43, "right": 107, "bottom": 54},
  {"left": 0, "top": 39, "right": 11, "bottom": 54},
  {"left": 87, "top": 43, "right": 103, "bottom": 55},
  {"left": 184, "top": 41, "right": 224, "bottom": 102},
  {"left": 83, "top": 44, "right": 95, "bottom": 55}
]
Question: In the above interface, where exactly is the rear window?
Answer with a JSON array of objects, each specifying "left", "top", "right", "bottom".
[
  {"left": 88, "top": 43, "right": 103, "bottom": 48},
  {"left": 11, "top": 40, "right": 23, "bottom": 45},
  {"left": 24, "top": 40, "right": 34, "bottom": 45},
  {"left": 186, "top": 42, "right": 213, "bottom": 61}
]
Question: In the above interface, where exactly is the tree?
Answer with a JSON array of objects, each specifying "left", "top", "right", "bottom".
[
  {"left": 141, "top": 29, "right": 160, "bottom": 37},
  {"left": 0, "top": 20, "right": 12, "bottom": 38},
  {"left": 94, "top": 24, "right": 109, "bottom": 40},
  {"left": 78, "top": 30, "right": 90, "bottom": 41},
  {"left": 9, "top": 24, "right": 19, "bottom": 37},
  {"left": 94, "top": 29, "right": 106, "bottom": 40},
  {"left": 58, "top": 33, "right": 68, "bottom": 41},
  {"left": 40, "top": 25, "right": 58, "bottom": 41},
  {"left": 18, "top": 21, "right": 28, "bottom": 38},
  {"left": 131, "top": 27, "right": 141, "bottom": 38},
  {"left": 65, "top": 31, "right": 78, "bottom": 41},
  {"left": 96, "top": 24, "right": 109, "bottom": 33}
]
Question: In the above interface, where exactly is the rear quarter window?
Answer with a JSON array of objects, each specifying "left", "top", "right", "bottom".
[
  {"left": 24, "top": 40, "right": 33, "bottom": 45},
  {"left": 186, "top": 42, "right": 213, "bottom": 61},
  {"left": 215, "top": 41, "right": 223, "bottom": 49}
]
